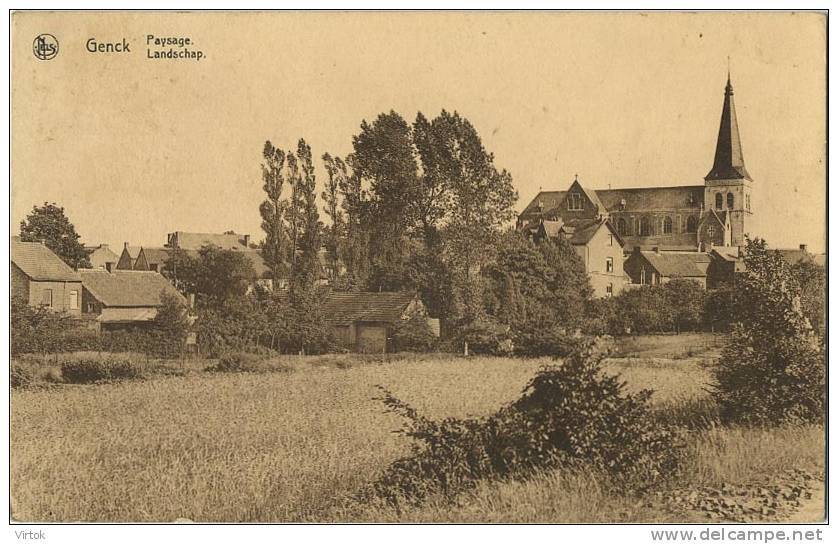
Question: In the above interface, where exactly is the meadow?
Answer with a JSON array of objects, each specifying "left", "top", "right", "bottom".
[{"left": 10, "top": 333, "right": 825, "bottom": 522}]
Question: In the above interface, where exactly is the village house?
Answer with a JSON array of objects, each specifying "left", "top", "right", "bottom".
[
  {"left": 11, "top": 239, "right": 83, "bottom": 315},
  {"left": 79, "top": 269, "right": 187, "bottom": 331},
  {"left": 532, "top": 216, "right": 627, "bottom": 297},
  {"left": 322, "top": 291, "right": 437, "bottom": 353},
  {"left": 775, "top": 244, "right": 826, "bottom": 268},
  {"left": 623, "top": 247, "right": 712, "bottom": 288},
  {"left": 84, "top": 244, "right": 119, "bottom": 271},
  {"left": 116, "top": 243, "right": 142, "bottom": 270}
]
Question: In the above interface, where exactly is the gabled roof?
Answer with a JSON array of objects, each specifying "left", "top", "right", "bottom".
[
  {"left": 563, "top": 218, "right": 623, "bottom": 246},
  {"left": 140, "top": 247, "right": 171, "bottom": 267},
  {"left": 170, "top": 231, "right": 249, "bottom": 251},
  {"left": 11, "top": 240, "right": 81, "bottom": 282},
  {"left": 80, "top": 270, "right": 185, "bottom": 307},
  {"left": 775, "top": 249, "right": 826, "bottom": 268},
  {"left": 122, "top": 246, "right": 142, "bottom": 259},
  {"left": 520, "top": 191, "right": 567, "bottom": 218},
  {"left": 540, "top": 220, "right": 563, "bottom": 238},
  {"left": 636, "top": 251, "right": 711, "bottom": 278},
  {"left": 322, "top": 291, "right": 419, "bottom": 326}
]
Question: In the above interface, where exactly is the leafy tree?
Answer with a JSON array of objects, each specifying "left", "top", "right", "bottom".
[
  {"left": 169, "top": 245, "right": 256, "bottom": 307},
  {"left": 290, "top": 138, "right": 322, "bottom": 299},
  {"left": 152, "top": 290, "right": 191, "bottom": 358},
  {"left": 712, "top": 238, "right": 825, "bottom": 424},
  {"left": 790, "top": 258, "right": 825, "bottom": 338},
  {"left": 19, "top": 202, "right": 91, "bottom": 269},
  {"left": 259, "top": 142, "right": 289, "bottom": 280},
  {"left": 322, "top": 152, "right": 347, "bottom": 282},
  {"left": 662, "top": 279, "right": 706, "bottom": 333}
]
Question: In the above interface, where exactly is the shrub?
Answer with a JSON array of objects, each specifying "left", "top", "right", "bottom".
[
  {"left": 205, "top": 352, "right": 266, "bottom": 373},
  {"left": 512, "top": 324, "right": 584, "bottom": 358},
  {"left": 60, "top": 356, "right": 145, "bottom": 384},
  {"left": 391, "top": 314, "right": 438, "bottom": 352},
  {"left": 711, "top": 238, "right": 825, "bottom": 425},
  {"left": 10, "top": 361, "right": 35, "bottom": 389},
  {"left": 370, "top": 339, "right": 682, "bottom": 505},
  {"left": 461, "top": 318, "right": 514, "bottom": 356}
]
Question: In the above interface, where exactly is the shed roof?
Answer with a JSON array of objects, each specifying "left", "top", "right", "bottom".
[
  {"left": 80, "top": 270, "right": 185, "bottom": 307},
  {"left": 322, "top": 291, "right": 419, "bottom": 326},
  {"left": 11, "top": 240, "right": 81, "bottom": 282},
  {"left": 638, "top": 251, "right": 711, "bottom": 278}
]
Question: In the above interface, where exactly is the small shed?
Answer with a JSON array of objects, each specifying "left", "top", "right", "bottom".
[{"left": 322, "top": 291, "right": 432, "bottom": 353}]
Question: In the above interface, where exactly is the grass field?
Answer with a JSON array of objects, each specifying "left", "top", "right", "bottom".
[{"left": 10, "top": 333, "right": 825, "bottom": 522}]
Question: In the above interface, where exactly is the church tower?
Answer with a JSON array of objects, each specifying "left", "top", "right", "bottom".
[{"left": 704, "top": 73, "right": 753, "bottom": 247}]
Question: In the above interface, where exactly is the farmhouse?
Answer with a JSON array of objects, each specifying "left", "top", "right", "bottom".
[
  {"left": 84, "top": 244, "right": 119, "bottom": 271},
  {"left": 323, "top": 291, "right": 435, "bottom": 353},
  {"left": 11, "top": 240, "right": 82, "bottom": 315},
  {"left": 80, "top": 269, "right": 186, "bottom": 331},
  {"left": 532, "top": 216, "right": 626, "bottom": 297},
  {"left": 623, "top": 247, "right": 711, "bottom": 288}
]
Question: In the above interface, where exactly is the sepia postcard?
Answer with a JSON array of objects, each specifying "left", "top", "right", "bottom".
[{"left": 8, "top": 9, "right": 828, "bottom": 532}]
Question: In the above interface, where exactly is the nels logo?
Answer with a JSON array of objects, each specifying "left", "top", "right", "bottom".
[{"left": 33, "top": 34, "right": 58, "bottom": 60}]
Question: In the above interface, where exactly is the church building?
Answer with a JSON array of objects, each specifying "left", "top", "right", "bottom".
[{"left": 519, "top": 74, "right": 754, "bottom": 257}]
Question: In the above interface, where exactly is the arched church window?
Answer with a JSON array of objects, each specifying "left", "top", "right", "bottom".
[
  {"left": 616, "top": 217, "right": 628, "bottom": 236},
  {"left": 663, "top": 217, "right": 673, "bottom": 234},
  {"left": 686, "top": 216, "right": 698, "bottom": 233},
  {"left": 715, "top": 193, "right": 723, "bottom": 210},
  {"left": 727, "top": 192, "right": 734, "bottom": 209},
  {"left": 640, "top": 217, "right": 651, "bottom": 236}
]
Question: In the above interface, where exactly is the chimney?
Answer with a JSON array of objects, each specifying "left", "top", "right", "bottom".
[
  {"left": 124, "top": 241, "right": 129, "bottom": 250},
  {"left": 105, "top": 262, "right": 113, "bottom": 273},
  {"left": 244, "top": 234, "right": 251, "bottom": 247},
  {"left": 799, "top": 244, "right": 808, "bottom": 252},
  {"left": 653, "top": 246, "right": 660, "bottom": 255}
]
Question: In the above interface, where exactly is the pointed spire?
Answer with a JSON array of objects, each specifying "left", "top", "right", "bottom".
[{"left": 705, "top": 72, "right": 751, "bottom": 181}]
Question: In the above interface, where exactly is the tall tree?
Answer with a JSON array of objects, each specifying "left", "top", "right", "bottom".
[
  {"left": 286, "top": 152, "right": 302, "bottom": 272},
  {"left": 291, "top": 138, "right": 322, "bottom": 300},
  {"left": 168, "top": 244, "right": 256, "bottom": 308},
  {"left": 259, "top": 141, "right": 288, "bottom": 280},
  {"left": 19, "top": 202, "right": 91, "bottom": 269},
  {"left": 321, "top": 152, "right": 347, "bottom": 282},
  {"left": 351, "top": 111, "right": 420, "bottom": 291}
]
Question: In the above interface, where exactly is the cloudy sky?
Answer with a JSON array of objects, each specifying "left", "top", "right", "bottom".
[{"left": 11, "top": 11, "right": 826, "bottom": 252}]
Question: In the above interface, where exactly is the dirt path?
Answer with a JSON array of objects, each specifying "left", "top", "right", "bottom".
[{"left": 785, "top": 482, "right": 825, "bottom": 523}]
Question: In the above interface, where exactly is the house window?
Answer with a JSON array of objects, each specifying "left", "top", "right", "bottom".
[
  {"left": 567, "top": 193, "right": 583, "bottom": 211},
  {"left": 606, "top": 283, "right": 613, "bottom": 297},
  {"left": 41, "top": 289, "right": 53, "bottom": 307},
  {"left": 640, "top": 216, "right": 651, "bottom": 236},
  {"left": 606, "top": 257, "right": 614, "bottom": 273},
  {"left": 663, "top": 216, "right": 673, "bottom": 234},
  {"left": 686, "top": 216, "right": 698, "bottom": 233},
  {"left": 616, "top": 217, "right": 628, "bottom": 236},
  {"left": 640, "top": 267, "right": 646, "bottom": 285},
  {"left": 69, "top": 290, "right": 79, "bottom": 310},
  {"left": 727, "top": 192, "right": 734, "bottom": 209},
  {"left": 608, "top": 234, "right": 614, "bottom": 246},
  {"left": 715, "top": 193, "right": 723, "bottom": 210}
]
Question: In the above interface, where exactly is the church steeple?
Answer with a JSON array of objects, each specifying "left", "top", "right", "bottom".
[{"left": 705, "top": 73, "right": 751, "bottom": 181}]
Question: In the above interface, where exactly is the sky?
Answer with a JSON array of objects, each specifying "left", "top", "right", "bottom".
[{"left": 11, "top": 11, "right": 827, "bottom": 252}]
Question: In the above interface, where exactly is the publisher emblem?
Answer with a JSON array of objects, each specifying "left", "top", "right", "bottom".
[{"left": 33, "top": 34, "right": 58, "bottom": 60}]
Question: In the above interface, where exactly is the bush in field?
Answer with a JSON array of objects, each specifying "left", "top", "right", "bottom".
[
  {"left": 371, "top": 339, "right": 681, "bottom": 504},
  {"left": 391, "top": 313, "right": 438, "bottom": 352},
  {"left": 60, "top": 356, "right": 145, "bottom": 384},
  {"left": 205, "top": 352, "right": 267, "bottom": 373},
  {"left": 512, "top": 322, "right": 584, "bottom": 358},
  {"left": 10, "top": 361, "right": 35, "bottom": 389},
  {"left": 460, "top": 318, "right": 514, "bottom": 355},
  {"left": 152, "top": 291, "right": 191, "bottom": 358},
  {"left": 663, "top": 279, "right": 706, "bottom": 333},
  {"left": 704, "top": 285, "right": 736, "bottom": 332},
  {"left": 712, "top": 238, "right": 825, "bottom": 425}
]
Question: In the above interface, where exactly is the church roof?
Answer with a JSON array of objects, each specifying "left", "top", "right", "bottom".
[{"left": 705, "top": 75, "right": 751, "bottom": 181}]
